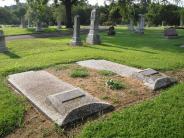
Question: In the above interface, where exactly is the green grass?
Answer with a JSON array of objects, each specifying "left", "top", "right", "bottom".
[
  {"left": 99, "top": 70, "right": 115, "bottom": 76},
  {"left": 106, "top": 79, "right": 125, "bottom": 90},
  {"left": 79, "top": 83, "right": 184, "bottom": 138},
  {"left": 70, "top": 68, "right": 89, "bottom": 78},
  {"left": 0, "top": 26, "right": 69, "bottom": 36},
  {"left": 0, "top": 27, "right": 184, "bottom": 137}
]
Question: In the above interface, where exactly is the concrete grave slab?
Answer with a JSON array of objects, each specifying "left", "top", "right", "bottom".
[
  {"left": 8, "top": 71, "right": 113, "bottom": 126},
  {"left": 132, "top": 68, "right": 176, "bottom": 90},
  {"left": 77, "top": 59, "right": 142, "bottom": 77},
  {"left": 77, "top": 60, "right": 176, "bottom": 90}
]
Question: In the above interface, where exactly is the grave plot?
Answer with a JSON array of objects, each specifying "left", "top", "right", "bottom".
[
  {"left": 8, "top": 71, "right": 113, "bottom": 126},
  {"left": 77, "top": 60, "right": 176, "bottom": 90},
  {"left": 47, "top": 64, "right": 154, "bottom": 108}
]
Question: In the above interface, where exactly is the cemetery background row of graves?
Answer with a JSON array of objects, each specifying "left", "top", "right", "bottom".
[
  {"left": 1, "top": 0, "right": 184, "bottom": 34},
  {"left": 0, "top": 0, "right": 184, "bottom": 138}
]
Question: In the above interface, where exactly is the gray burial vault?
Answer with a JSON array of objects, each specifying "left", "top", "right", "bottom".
[
  {"left": 8, "top": 71, "right": 113, "bottom": 126},
  {"left": 77, "top": 60, "right": 176, "bottom": 90}
]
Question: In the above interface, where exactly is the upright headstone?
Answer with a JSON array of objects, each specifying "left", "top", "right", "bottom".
[
  {"left": 71, "top": 15, "right": 82, "bottom": 46},
  {"left": 164, "top": 27, "right": 178, "bottom": 39},
  {"left": 36, "top": 22, "right": 42, "bottom": 32},
  {"left": 138, "top": 14, "right": 144, "bottom": 34},
  {"left": 86, "top": 8, "right": 101, "bottom": 45},
  {"left": 57, "top": 21, "right": 62, "bottom": 30},
  {"left": 107, "top": 26, "right": 116, "bottom": 36},
  {"left": 0, "top": 30, "right": 7, "bottom": 52}
]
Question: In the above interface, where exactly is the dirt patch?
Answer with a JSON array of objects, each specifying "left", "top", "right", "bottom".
[
  {"left": 165, "top": 69, "right": 184, "bottom": 83},
  {"left": 6, "top": 64, "right": 159, "bottom": 138},
  {"left": 47, "top": 64, "right": 155, "bottom": 109}
]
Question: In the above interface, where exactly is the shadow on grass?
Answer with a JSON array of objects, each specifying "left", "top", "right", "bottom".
[
  {"left": 100, "top": 43, "right": 158, "bottom": 54},
  {"left": 100, "top": 28, "right": 184, "bottom": 54},
  {"left": 3, "top": 51, "right": 20, "bottom": 59}
]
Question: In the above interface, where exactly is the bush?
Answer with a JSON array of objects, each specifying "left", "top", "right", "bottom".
[
  {"left": 70, "top": 68, "right": 89, "bottom": 78},
  {"left": 99, "top": 70, "right": 115, "bottom": 76},
  {"left": 106, "top": 79, "right": 125, "bottom": 90}
]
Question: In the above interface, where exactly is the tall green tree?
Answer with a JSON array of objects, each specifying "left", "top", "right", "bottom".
[
  {"left": 55, "top": 0, "right": 86, "bottom": 28},
  {"left": 26, "top": 0, "right": 49, "bottom": 31}
]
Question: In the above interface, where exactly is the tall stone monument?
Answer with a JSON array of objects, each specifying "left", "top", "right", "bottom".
[
  {"left": 71, "top": 15, "right": 82, "bottom": 46},
  {"left": 0, "top": 30, "right": 7, "bottom": 52},
  {"left": 138, "top": 14, "right": 145, "bottom": 34},
  {"left": 86, "top": 8, "right": 101, "bottom": 44}
]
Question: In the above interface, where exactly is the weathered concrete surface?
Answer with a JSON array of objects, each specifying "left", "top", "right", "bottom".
[
  {"left": 8, "top": 71, "right": 112, "bottom": 126},
  {"left": 46, "top": 88, "right": 113, "bottom": 126},
  {"left": 77, "top": 60, "right": 176, "bottom": 90},
  {"left": 132, "top": 68, "right": 176, "bottom": 90},
  {"left": 77, "top": 59, "right": 142, "bottom": 77}
]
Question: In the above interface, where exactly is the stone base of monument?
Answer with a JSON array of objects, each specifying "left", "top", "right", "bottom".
[
  {"left": 8, "top": 71, "right": 113, "bottom": 126},
  {"left": 86, "top": 33, "right": 101, "bottom": 45},
  {"left": 71, "top": 38, "right": 82, "bottom": 46},
  {"left": 132, "top": 68, "right": 176, "bottom": 90},
  {"left": 134, "top": 28, "right": 144, "bottom": 35},
  {"left": 0, "top": 46, "right": 7, "bottom": 52}
]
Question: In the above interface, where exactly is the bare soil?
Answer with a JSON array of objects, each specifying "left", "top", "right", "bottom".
[{"left": 7, "top": 64, "right": 180, "bottom": 138}]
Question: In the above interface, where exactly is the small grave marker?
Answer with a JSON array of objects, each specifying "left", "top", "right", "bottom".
[
  {"left": 0, "top": 30, "right": 7, "bottom": 52},
  {"left": 164, "top": 27, "right": 178, "bottom": 39}
]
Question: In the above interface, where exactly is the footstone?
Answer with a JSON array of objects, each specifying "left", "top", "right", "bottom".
[
  {"left": 77, "top": 59, "right": 142, "bottom": 77},
  {"left": 8, "top": 71, "right": 112, "bottom": 126},
  {"left": 132, "top": 68, "right": 176, "bottom": 90},
  {"left": 71, "top": 15, "right": 82, "bottom": 46},
  {"left": 180, "top": 45, "right": 184, "bottom": 48},
  {"left": 86, "top": 8, "right": 101, "bottom": 45},
  {"left": 0, "top": 30, "right": 7, "bottom": 52}
]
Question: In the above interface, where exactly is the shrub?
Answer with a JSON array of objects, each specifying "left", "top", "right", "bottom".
[
  {"left": 106, "top": 79, "right": 125, "bottom": 90},
  {"left": 70, "top": 68, "right": 89, "bottom": 78}
]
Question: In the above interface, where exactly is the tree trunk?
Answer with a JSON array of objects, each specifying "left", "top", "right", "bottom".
[{"left": 65, "top": 1, "right": 72, "bottom": 28}]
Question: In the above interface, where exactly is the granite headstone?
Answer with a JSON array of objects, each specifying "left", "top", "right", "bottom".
[
  {"left": 71, "top": 15, "right": 82, "bottom": 46},
  {"left": 86, "top": 8, "right": 101, "bottom": 44}
]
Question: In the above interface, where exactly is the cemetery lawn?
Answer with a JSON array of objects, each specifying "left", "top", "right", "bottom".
[
  {"left": 0, "top": 26, "right": 69, "bottom": 36},
  {"left": 0, "top": 27, "right": 184, "bottom": 137}
]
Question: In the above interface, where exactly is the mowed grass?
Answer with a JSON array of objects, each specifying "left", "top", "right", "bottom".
[
  {"left": 79, "top": 83, "right": 184, "bottom": 138},
  {"left": 0, "top": 26, "right": 69, "bottom": 36},
  {"left": 0, "top": 27, "right": 184, "bottom": 137}
]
